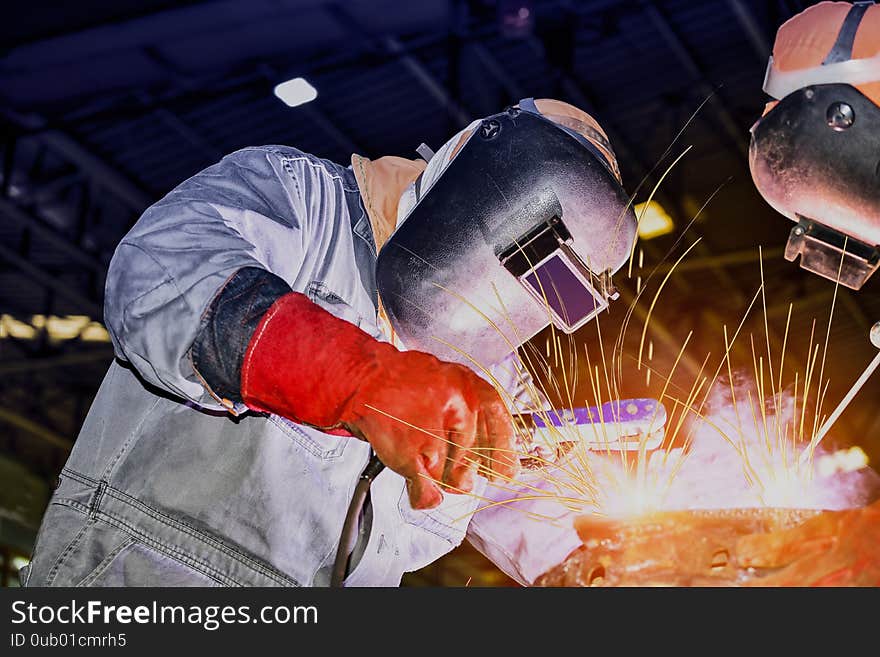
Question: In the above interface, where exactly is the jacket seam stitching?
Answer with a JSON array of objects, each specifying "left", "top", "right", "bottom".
[
  {"left": 267, "top": 415, "right": 346, "bottom": 460},
  {"left": 348, "top": 201, "right": 377, "bottom": 257},
  {"left": 60, "top": 469, "right": 294, "bottom": 583},
  {"left": 75, "top": 536, "right": 136, "bottom": 587},
  {"left": 396, "top": 488, "right": 461, "bottom": 540},
  {"left": 54, "top": 497, "right": 272, "bottom": 587},
  {"left": 44, "top": 519, "right": 93, "bottom": 587},
  {"left": 114, "top": 242, "right": 179, "bottom": 308},
  {"left": 278, "top": 154, "right": 360, "bottom": 193},
  {"left": 59, "top": 469, "right": 298, "bottom": 586},
  {"left": 99, "top": 395, "right": 163, "bottom": 481},
  {"left": 104, "top": 488, "right": 295, "bottom": 585},
  {"left": 233, "top": 147, "right": 354, "bottom": 194},
  {"left": 88, "top": 480, "right": 107, "bottom": 520},
  {"left": 90, "top": 512, "right": 242, "bottom": 587}
]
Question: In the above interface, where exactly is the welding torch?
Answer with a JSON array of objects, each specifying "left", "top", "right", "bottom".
[
  {"left": 330, "top": 398, "right": 668, "bottom": 585},
  {"left": 799, "top": 321, "right": 880, "bottom": 465}
]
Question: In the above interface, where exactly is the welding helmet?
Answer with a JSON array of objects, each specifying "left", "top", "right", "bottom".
[
  {"left": 750, "top": 1, "right": 880, "bottom": 290},
  {"left": 376, "top": 98, "right": 637, "bottom": 367}
]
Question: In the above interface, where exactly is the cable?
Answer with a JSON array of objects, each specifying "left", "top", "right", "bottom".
[{"left": 330, "top": 453, "right": 385, "bottom": 587}]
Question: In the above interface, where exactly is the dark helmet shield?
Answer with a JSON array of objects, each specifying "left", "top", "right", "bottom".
[
  {"left": 750, "top": 83, "right": 880, "bottom": 289},
  {"left": 376, "top": 107, "right": 637, "bottom": 367}
]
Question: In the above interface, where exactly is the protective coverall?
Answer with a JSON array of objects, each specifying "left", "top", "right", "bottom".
[{"left": 21, "top": 145, "right": 516, "bottom": 586}]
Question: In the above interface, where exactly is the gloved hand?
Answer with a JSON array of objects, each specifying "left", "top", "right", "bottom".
[
  {"left": 736, "top": 499, "right": 880, "bottom": 586},
  {"left": 241, "top": 292, "right": 518, "bottom": 509}
]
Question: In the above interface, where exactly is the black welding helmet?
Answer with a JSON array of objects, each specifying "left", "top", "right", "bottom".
[
  {"left": 750, "top": 1, "right": 880, "bottom": 290},
  {"left": 376, "top": 98, "right": 637, "bottom": 367}
]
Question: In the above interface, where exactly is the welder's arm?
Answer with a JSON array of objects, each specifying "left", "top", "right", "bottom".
[
  {"left": 104, "top": 147, "right": 308, "bottom": 411},
  {"left": 104, "top": 146, "right": 516, "bottom": 509},
  {"left": 192, "top": 270, "right": 518, "bottom": 509},
  {"left": 462, "top": 358, "right": 576, "bottom": 584},
  {"left": 736, "top": 498, "right": 880, "bottom": 586},
  {"left": 465, "top": 467, "right": 584, "bottom": 586},
  {"left": 486, "top": 351, "right": 551, "bottom": 415}
]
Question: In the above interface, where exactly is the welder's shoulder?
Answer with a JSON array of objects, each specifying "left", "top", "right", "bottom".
[
  {"left": 224, "top": 145, "right": 350, "bottom": 182},
  {"left": 135, "top": 145, "right": 350, "bottom": 231},
  {"left": 207, "top": 145, "right": 354, "bottom": 206},
  {"left": 142, "top": 146, "right": 328, "bottom": 213}
]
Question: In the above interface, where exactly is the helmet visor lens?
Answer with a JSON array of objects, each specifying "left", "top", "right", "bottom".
[{"left": 520, "top": 247, "right": 609, "bottom": 333}]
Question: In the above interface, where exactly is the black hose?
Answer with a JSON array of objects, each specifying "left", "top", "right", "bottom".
[{"left": 330, "top": 453, "right": 385, "bottom": 587}]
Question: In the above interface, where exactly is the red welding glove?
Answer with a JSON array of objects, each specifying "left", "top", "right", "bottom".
[
  {"left": 241, "top": 292, "right": 518, "bottom": 510},
  {"left": 736, "top": 499, "right": 880, "bottom": 586}
]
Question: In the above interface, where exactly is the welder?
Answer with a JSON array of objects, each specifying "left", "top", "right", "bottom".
[
  {"left": 21, "top": 98, "right": 637, "bottom": 586},
  {"left": 751, "top": 0, "right": 880, "bottom": 290},
  {"left": 745, "top": 0, "right": 880, "bottom": 585}
]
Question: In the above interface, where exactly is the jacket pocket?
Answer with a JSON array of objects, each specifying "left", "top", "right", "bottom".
[
  {"left": 397, "top": 482, "right": 483, "bottom": 544},
  {"left": 306, "top": 281, "right": 365, "bottom": 328},
  {"left": 31, "top": 509, "right": 224, "bottom": 587},
  {"left": 268, "top": 415, "right": 348, "bottom": 460},
  {"left": 78, "top": 539, "right": 223, "bottom": 587},
  {"left": 25, "top": 502, "right": 91, "bottom": 587}
]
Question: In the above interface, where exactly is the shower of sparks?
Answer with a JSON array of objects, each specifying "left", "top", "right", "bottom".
[
  {"left": 369, "top": 120, "right": 873, "bottom": 536},
  {"left": 381, "top": 229, "right": 872, "bottom": 530}
]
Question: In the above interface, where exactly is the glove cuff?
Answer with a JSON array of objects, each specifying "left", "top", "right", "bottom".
[{"left": 240, "top": 291, "right": 380, "bottom": 430}]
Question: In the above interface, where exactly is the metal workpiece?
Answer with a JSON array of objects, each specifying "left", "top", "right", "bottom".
[{"left": 535, "top": 508, "right": 822, "bottom": 587}]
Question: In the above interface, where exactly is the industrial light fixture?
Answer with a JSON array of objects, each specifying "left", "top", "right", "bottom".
[
  {"left": 0, "top": 314, "right": 110, "bottom": 342},
  {"left": 11, "top": 555, "right": 30, "bottom": 573},
  {"left": 634, "top": 200, "right": 675, "bottom": 240},
  {"left": 498, "top": 0, "right": 534, "bottom": 38},
  {"left": 273, "top": 77, "right": 318, "bottom": 107}
]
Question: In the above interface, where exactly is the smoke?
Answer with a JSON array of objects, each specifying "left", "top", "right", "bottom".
[{"left": 585, "top": 373, "right": 879, "bottom": 517}]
